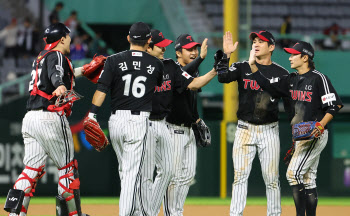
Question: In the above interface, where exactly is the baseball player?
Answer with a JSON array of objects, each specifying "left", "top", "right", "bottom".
[
  {"left": 87, "top": 22, "right": 164, "bottom": 216},
  {"left": 219, "top": 30, "right": 293, "bottom": 216},
  {"left": 249, "top": 41, "right": 343, "bottom": 216},
  {"left": 162, "top": 33, "right": 209, "bottom": 216},
  {"left": 146, "top": 29, "right": 216, "bottom": 215},
  {"left": 3, "top": 23, "right": 103, "bottom": 216}
]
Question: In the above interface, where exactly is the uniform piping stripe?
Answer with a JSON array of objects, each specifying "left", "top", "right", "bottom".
[
  {"left": 59, "top": 116, "right": 69, "bottom": 187},
  {"left": 295, "top": 139, "right": 317, "bottom": 184},
  {"left": 312, "top": 70, "right": 332, "bottom": 106}
]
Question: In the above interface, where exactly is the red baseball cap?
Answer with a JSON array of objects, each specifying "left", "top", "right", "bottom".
[
  {"left": 150, "top": 29, "right": 173, "bottom": 47},
  {"left": 174, "top": 34, "right": 201, "bottom": 50},
  {"left": 249, "top": 30, "right": 275, "bottom": 45},
  {"left": 284, "top": 41, "right": 314, "bottom": 59}
]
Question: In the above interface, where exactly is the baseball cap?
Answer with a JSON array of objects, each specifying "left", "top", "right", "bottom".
[
  {"left": 249, "top": 30, "right": 275, "bottom": 45},
  {"left": 284, "top": 41, "right": 314, "bottom": 59},
  {"left": 129, "top": 22, "right": 151, "bottom": 41},
  {"left": 174, "top": 34, "right": 201, "bottom": 51},
  {"left": 150, "top": 29, "right": 173, "bottom": 47},
  {"left": 43, "top": 23, "right": 71, "bottom": 50}
]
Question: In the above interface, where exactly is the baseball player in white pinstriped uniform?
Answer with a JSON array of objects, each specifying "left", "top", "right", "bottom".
[
  {"left": 219, "top": 31, "right": 293, "bottom": 216},
  {"left": 88, "top": 22, "right": 164, "bottom": 216},
  {"left": 146, "top": 29, "right": 215, "bottom": 216},
  {"left": 250, "top": 41, "right": 343, "bottom": 216},
  {"left": 3, "top": 23, "right": 96, "bottom": 216}
]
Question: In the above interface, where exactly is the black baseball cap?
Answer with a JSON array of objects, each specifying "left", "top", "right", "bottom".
[
  {"left": 150, "top": 29, "right": 173, "bottom": 47},
  {"left": 129, "top": 22, "right": 151, "bottom": 41},
  {"left": 174, "top": 34, "right": 201, "bottom": 51},
  {"left": 43, "top": 23, "right": 71, "bottom": 50},
  {"left": 249, "top": 30, "right": 275, "bottom": 45},
  {"left": 284, "top": 41, "right": 314, "bottom": 59}
]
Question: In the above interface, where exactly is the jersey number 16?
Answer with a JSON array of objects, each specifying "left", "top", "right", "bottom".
[{"left": 122, "top": 74, "right": 147, "bottom": 98}]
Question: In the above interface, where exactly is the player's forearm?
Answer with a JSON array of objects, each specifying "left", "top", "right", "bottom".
[
  {"left": 183, "top": 56, "right": 204, "bottom": 75},
  {"left": 92, "top": 90, "right": 106, "bottom": 107},
  {"left": 319, "top": 113, "right": 333, "bottom": 127},
  {"left": 74, "top": 67, "right": 84, "bottom": 78},
  {"left": 187, "top": 68, "right": 216, "bottom": 90},
  {"left": 249, "top": 63, "right": 259, "bottom": 73}
]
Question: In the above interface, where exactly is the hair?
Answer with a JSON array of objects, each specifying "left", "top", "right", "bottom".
[
  {"left": 175, "top": 48, "right": 182, "bottom": 59},
  {"left": 149, "top": 42, "right": 154, "bottom": 49},
  {"left": 129, "top": 38, "right": 149, "bottom": 47},
  {"left": 56, "top": 2, "right": 64, "bottom": 7},
  {"left": 301, "top": 54, "right": 315, "bottom": 70},
  {"left": 71, "top": 11, "right": 77, "bottom": 16}
]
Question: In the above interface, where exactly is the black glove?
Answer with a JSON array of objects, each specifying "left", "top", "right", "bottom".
[
  {"left": 214, "top": 49, "right": 229, "bottom": 74},
  {"left": 192, "top": 119, "right": 211, "bottom": 147}
]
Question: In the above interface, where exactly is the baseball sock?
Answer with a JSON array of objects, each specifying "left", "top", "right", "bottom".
[
  {"left": 305, "top": 188, "right": 318, "bottom": 216},
  {"left": 291, "top": 184, "right": 306, "bottom": 216}
]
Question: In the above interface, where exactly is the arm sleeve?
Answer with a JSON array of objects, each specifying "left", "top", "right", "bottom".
[
  {"left": 97, "top": 57, "right": 114, "bottom": 92},
  {"left": 174, "top": 66, "right": 194, "bottom": 94},
  {"left": 182, "top": 56, "right": 204, "bottom": 75},
  {"left": 217, "top": 62, "right": 242, "bottom": 83},
  {"left": 252, "top": 71, "right": 290, "bottom": 98},
  {"left": 317, "top": 75, "right": 344, "bottom": 114},
  {"left": 46, "top": 52, "right": 65, "bottom": 88},
  {"left": 156, "top": 60, "right": 164, "bottom": 86}
]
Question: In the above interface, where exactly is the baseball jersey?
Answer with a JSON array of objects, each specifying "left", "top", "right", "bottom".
[
  {"left": 252, "top": 69, "right": 343, "bottom": 127},
  {"left": 218, "top": 61, "right": 293, "bottom": 124},
  {"left": 26, "top": 50, "right": 74, "bottom": 111},
  {"left": 97, "top": 50, "right": 164, "bottom": 112},
  {"left": 150, "top": 59, "right": 194, "bottom": 120},
  {"left": 166, "top": 61, "right": 200, "bottom": 126}
]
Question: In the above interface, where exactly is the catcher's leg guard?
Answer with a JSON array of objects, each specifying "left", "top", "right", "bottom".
[
  {"left": 58, "top": 159, "right": 84, "bottom": 216},
  {"left": 10, "top": 165, "right": 46, "bottom": 215},
  {"left": 4, "top": 189, "right": 25, "bottom": 214}
]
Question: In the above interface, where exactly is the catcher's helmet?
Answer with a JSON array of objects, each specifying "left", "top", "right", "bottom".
[{"left": 43, "top": 23, "right": 70, "bottom": 50}]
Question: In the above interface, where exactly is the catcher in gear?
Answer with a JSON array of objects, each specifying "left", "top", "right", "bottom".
[
  {"left": 3, "top": 23, "right": 104, "bottom": 216},
  {"left": 249, "top": 41, "right": 343, "bottom": 216}
]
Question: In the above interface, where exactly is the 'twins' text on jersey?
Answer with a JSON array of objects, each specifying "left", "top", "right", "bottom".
[{"left": 97, "top": 50, "right": 164, "bottom": 112}]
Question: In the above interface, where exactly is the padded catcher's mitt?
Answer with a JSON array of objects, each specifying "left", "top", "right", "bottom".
[
  {"left": 82, "top": 54, "right": 107, "bottom": 83},
  {"left": 292, "top": 121, "right": 324, "bottom": 141},
  {"left": 83, "top": 117, "right": 109, "bottom": 152},
  {"left": 192, "top": 119, "right": 211, "bottom": 147}
]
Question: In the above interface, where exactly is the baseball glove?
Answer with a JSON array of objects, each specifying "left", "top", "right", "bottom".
[
  {"left": 292, "top": 121, "right": 324, "bottom": 141},
  {"left": 214, "top": 49, "right": 229, "bottom": 74},
  {"left": 192, "top": 119, "right": 211, "bottom": 147},
  {"left": 83, "top": 116, "right": 109, "bottom": 152},
  {"left": 284, "top": 141, "right": 295, "bottom": 166},
  {"left": 82, "top": 54, "right": 107, "bottom": 83}
]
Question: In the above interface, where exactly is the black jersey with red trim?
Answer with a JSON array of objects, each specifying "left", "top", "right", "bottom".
[
  {"left": 97, "top": 50, "right": 164, "bottom": 112},
  {"left": 26, "top": 50, "right": 74, "bottom": 111},
  {"left": 218, "top": 61, "right": 293, "bottom": 124},
  {"left": 252, "top": 69, "right": 343, "bottom": 127},
  {"left": 166, "top": 61, "right": 200, "bottom": 126},
  {"left": 150, "top": 59, "right": 194, "bottom": 120}
]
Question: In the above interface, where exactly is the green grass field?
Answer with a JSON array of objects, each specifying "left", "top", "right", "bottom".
[{"left": 1, "top": 197, "right": 350, "bottom": 206}]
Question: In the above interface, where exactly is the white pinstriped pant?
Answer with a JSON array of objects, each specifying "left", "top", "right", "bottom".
[
  {"left": 109, "top": 110, "right": 152, "bottom": 216},
  {"left": 148, "top": 119, "right": 175, "bottom": 216},
  {"left": 164, "top": 123, "right": 197, "bottom": 216},
  {"left": 230, "top": 120, "right": 281, "bottom": 216},
  {"left": 18, "top": 110, "right": 76, "bottom": 215},
  {"left": 286, "top": 130, "right": 328, "bottom": 189}
]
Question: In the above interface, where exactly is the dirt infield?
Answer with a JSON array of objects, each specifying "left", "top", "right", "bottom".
[{"left": 1, "top": 204, "right": 350, "bottom": 216}]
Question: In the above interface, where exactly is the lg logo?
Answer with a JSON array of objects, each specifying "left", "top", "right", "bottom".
[{"left": 8, "top": 197, "right": 18, "bottom": 201}]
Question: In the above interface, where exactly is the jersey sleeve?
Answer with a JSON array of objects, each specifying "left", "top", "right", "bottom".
[
  {"left": 252, "top": 71, "right": 290, "bottom": 98},
  {"left": 317, "top": 74, "right": 343, "bottom": 110},
  {"left": 97, "top": 56, "right": 114, "bottom": 93},
  {"left": 157, "top": 60, "right": 164, "bottom": 86},
  {"left": 217, "top": 61, "right": 242, "bottom": 83},
  {"left": 46, "top": 52, "right": 65, "bottom": 88},
  {"left": 182, "top": 56, "right": 204, "bottom": 75},
  {"left": 174, "top": 66, "right": 194, "bottom": 94}
]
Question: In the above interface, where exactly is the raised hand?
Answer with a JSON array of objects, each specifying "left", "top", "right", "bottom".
[
  {"left": 223, "top": 31, "right": 238, "bottom": 57},
  {"left": 200, "top": 38, "right": 208, "bottom": 59}
]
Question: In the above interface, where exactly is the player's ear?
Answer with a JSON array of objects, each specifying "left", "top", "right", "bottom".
[
  {"left": 147, "top": 37, "right": 152, "bottom": 44},
  {"left": 176, "top": 50, "right": 182, "bottom": 58},
  {"left": 269, "top": 44, "right": 275, "bottom": 52},
  {"left": 127, "top": 35, "right": 130, "bottom": 43},
  {"left": 302, "top": 54, "right": 308, "bottom": 63}
]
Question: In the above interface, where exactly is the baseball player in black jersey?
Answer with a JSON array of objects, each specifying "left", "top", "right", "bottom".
[
  {"left": 87, "top": 22, "right": 164, "bottom": 216},
  {"left": 146, "top": 29, "right": 217, "bottom": 215},
  {"left": 3, "top": 23, "right": 101, "bottom": 216},
  {"left": 161, "top": 33, "right": 210, "bottom": 216},
  {"left": 249, "top": 41, "right": 343, "bottom": 216},
  {"left": 219, "top": 30, "right": 293, "bottom": 216}
]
